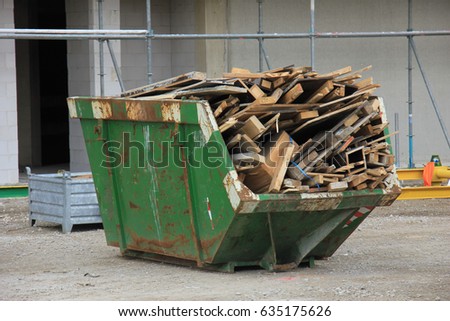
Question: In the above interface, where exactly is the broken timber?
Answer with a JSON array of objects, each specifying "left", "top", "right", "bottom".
[{"left": 122, "top": 65, "right": 397, "bottom": 194}]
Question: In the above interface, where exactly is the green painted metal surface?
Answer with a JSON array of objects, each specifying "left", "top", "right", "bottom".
[
  {"left": 0, "top": 186, "right": 28, "bottom": 198},
  {"left": 68, "top": 97, "right": 400, "bottom": 272}
]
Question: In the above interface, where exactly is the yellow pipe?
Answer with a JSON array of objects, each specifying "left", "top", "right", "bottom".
[
  {"left": 435, "top": 167, "right": 450, "bottom": 179},
  {"left": 397, "top": 166, "right": 450, "bottom": 181}
]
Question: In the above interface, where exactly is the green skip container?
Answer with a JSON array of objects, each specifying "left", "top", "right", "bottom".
[{"left": 68, "top": 97, "right": 400, "bottom": 272}]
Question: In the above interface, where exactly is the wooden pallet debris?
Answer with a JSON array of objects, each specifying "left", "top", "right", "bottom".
[{"left": 122, "top": 65, "right": 397, "bottom": 194}]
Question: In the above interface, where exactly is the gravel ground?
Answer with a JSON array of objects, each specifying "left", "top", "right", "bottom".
[{"left": 1, "top": 198, "right": 449, "bottom": 301}]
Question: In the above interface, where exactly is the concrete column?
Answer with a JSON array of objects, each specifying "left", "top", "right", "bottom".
[
  {"left": 66, "top": 0, "right": 121, "bottom": 172},
  {"left": 195, "top": 0, "right": 228, "bottom": 77},
  {"left": 0, "top": 0, "right": 19, "bottom": 184}
]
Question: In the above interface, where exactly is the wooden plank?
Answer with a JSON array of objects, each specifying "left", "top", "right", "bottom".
[
  {"left": 304, "top": 80, "right": 335, "bottom": 103},
  {"left": 318, "top": 66, "right": 352, "bottom": 78},
  {"left": 251, "top": 88, "right": 284, "bottom": 105},
  {"left": 281, "top": 186, "right": 310, "bottom": 193},
  {"left": 337, "top": 136, "right": 355, "bottom": 153},
  {"left": 240, "top": 134, "right": 262, "bottom": 153},
  {"left": 264, "top": 64, "right": 295, "bottom": 73},
  {"left": 213, "top": 96, "right": 239, "bottom": 117},
  {"left": 226, "top": 133, "right": 242, "bottom": 149},
  {"left": 121, "top": 71, "right": 206, "bottom": 97},
  {"left": 223, "top": 71, "right": 290, "bottom": 79},
  {"left": 306, "top": 172, "right": 345, "bottom": 179},
  {"left": 334, "top": 164, "right": 355, "bottom": 173},
  {"left": 231, "top": 152, "right": 266, "bottom": 164},
  {"left": 367, "top": 175, "right": 388, "bottom": 189},
  {"left": 260, "top": 79, "right": 272, "bottom": 91},
  {"left": 174, "top": 85, "right": 247, "bottom": 98},
  {"left": 272, "top": 77, "right": 286, "bottom": 89},
  {"left": 283, "top": 178, "right": 303, "bottom": 188},
  {"left": 248, "top": 84, "right": 266, "bottom": 100},
  {"left": 365, "top": 131, "right": 400, "bottom": 146},
  {"left": 347, "top": 173, "right": 370, "bottom": 188},
  {"left": 270, "top": 88, "right": 284, "bottom": 102},
  {"left": 334, "top": 65, "right": 372, "bottom": 82},
  {"left": 366, "top": 167, "right": 388, "bottom": 177},
  {"left": 238, "top": 115, "right": 265, "bottom": 139},
  {"left": 343, "top": 114, "right": 360, "bottom": 127},
  {"left": 294, "top": 110, "right": 319, "bottom": 122},
  {"left": 317, "top": 86, "right": 375, "bottom": 109},
  {"left": 327, "top": 181, "right": 349, "bottom": 192},
  {"left": 217, "top": 106, "right": 240, "bottom": 124},
  {"left": 231, "top": 67, "right": 252, "bottom": 74},
  {"left": 372, "top": 122, "right": 389, "bottom": 135},
  {"left": 361, "top": 98, "right": 380, "bottom": 116},
  {"left": 321, "top": 84, "right": 346, "bottom": 103},
  {"left": 335, "top": 74, "right": 362, "bottom": 84},
  {"left": 268, "top": 144, "right": 295, "bottom": 192},
  {"left": 306, "top": 175, "right": 324, "bottom": 187},
  {"left": 309, "top": 186, "right": 329, "bottom": 193},
  {"left": 253, "top": 113, "right": 281, "bottom": 140},
  {"left": 219, "top": 118, "right": 238, "bottom": 133},
  {"left": 290, "top": 103, "right": 362, "bottom": 137},
  {"left": 243, "top": 131, "right": 298, "bottom": 193},
  {"left": 354, "top": 182, "right": 368, "bottom": 190},
  {"left": 354, "top": 77, "right": 373, "bottom": 89},
  {"left": 379, "top": 154, "right": 395, "bottom": 166},
  {"left": 279, "top": 83, "right": 304, "bottom": 104}
]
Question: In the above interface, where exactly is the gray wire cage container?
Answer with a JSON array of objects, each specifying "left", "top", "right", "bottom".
[{"left": 27, "top": 167, "right": 101, "bottom": 233}]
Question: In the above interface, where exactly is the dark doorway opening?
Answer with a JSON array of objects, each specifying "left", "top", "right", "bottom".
[{"left": 15, "top": 0, "right": 69, "bottom": 168}]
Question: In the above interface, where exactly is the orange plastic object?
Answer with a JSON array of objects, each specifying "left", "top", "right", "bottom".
[{"left": 423, "top": 162, "right": 435, "bottom": 187}]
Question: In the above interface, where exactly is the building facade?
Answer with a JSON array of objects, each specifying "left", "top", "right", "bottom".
[{"left": 1, "top": 0, "right": 449, "bottom": 184}]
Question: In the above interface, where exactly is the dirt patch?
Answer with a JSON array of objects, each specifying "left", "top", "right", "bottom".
[{"left": 0, "top": 198, "right": 449, "bottom": 300}]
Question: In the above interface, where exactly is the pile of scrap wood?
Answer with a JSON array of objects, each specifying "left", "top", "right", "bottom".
[{"left": 121, "top": 65, "right": 398, "bottom": 194}]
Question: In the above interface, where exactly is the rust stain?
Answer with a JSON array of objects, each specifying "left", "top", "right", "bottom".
[
  {"left": 272, "top": 262, "right": 298, "bottom": 272},
  {"left": 94, "top": 125, "right": 102, "bottom": 135},
  {"left": 108, "top": 241, "right": 119, "bottom": 247},
  {"left": 127, "top": 229, "right": 191, "bottom": 253},
  {"left": 92, "top": 100, "right": 112, "bottom": 119},
  {"left": 170, "top": 122, "right": 179, "bottom": 139},
  {"left": 129, "top": 201, "right": 140, "bottom": 209},
  {"left": 161, "top": 102, "right": 181, "bottom": 122},
  {"left": 200, "top": 233, "right": 223, "bottom": 252},
  {"left": 126, "top": 100, "right": 158, "bottom": 121}
]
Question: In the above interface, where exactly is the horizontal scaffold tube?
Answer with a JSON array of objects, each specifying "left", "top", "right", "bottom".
[{"left": 0, "top": 29, "right": 450, "bottom": 40}]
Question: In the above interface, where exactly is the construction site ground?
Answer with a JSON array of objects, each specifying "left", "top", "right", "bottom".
[{"left": 1, "top": 197, "right": 449, "bottom": 301}]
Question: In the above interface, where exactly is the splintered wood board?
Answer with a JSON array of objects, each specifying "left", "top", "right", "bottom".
[
  {"left": 174, "top": 85, "right": 247, "bottom": 98},
  {"left": 121, "top": 71, "right": 206, "bottom": 97},
  {"left": 289, "top": 104, "right": 360, "bottom": 137}
]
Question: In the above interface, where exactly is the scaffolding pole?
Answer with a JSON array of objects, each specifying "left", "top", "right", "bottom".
[
  {"left": 1, "top": 29, "right": 450, "bottom": 40},
  {"left": 407, "top": 0, "right": 414, "bottom": 168},
  {"left": 310, "top": 0, "right": 315, "bottom": 70},
  {"left": 257, "top": 0, "right": 264, "bottom": 72},
  {"left": 106, "top": 40, "right": 125, "bottom": 92},
  {"left": 98, "top": 0, "right": 105, "bottom": 97},
  {"left": 146, "top": 0, "right": 153, "bottom": 84}
]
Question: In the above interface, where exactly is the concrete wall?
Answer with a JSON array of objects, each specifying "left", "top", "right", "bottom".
[
  {"left": 1, "top": 0, "right": 448, "bottom": 185},
  {"left": 224, "top": 0, "right": 450, "bottom": 166},
  {"left": 120, "top": 0, "right": 197, "bottom": 88},
  {"left": 0, "top": 0, "right": 19, "bottom": 184}
]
